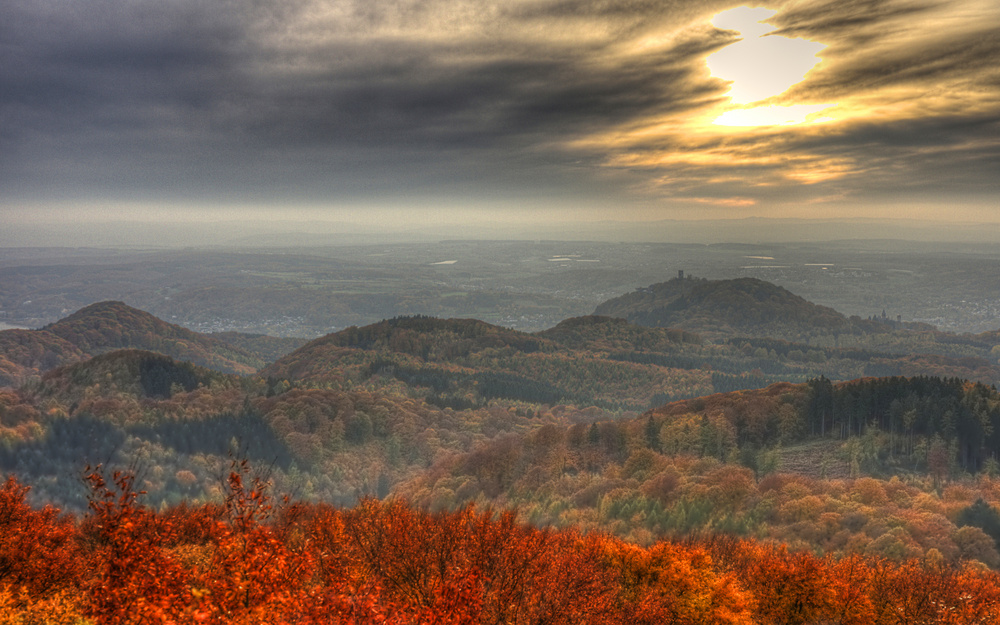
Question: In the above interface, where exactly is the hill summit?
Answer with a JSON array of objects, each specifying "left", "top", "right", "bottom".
[
  {"left": 0, "top": 301, "right": 276, "bottom": 386},
  {"left": 261, "top": 315, "right": 551, "bottom": 383},
  {"left": 41, "top": 301, "right": 264, "bottom": 374},
  {"left": 594, "top": 276, "right": 854, "bottom": 342}
]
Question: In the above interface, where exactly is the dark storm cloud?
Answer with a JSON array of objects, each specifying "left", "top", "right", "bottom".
[
  {"left": 0, "top": 0, "right": 733, "bottom": 203},
  {"left": 1, "top": 0, "right": 249, "bottom": 166},
  {"left": 245, "top": 36, "right": 721, "bottom": 148},
  {"left": 503, "top": 0, "right": 740, "bottom": 37},
  {"left": 796, "top": 114, "right": 1000, "bottom": 194},
  {"left": 1, "top": 0, "right": 999, "bottom": 214}
]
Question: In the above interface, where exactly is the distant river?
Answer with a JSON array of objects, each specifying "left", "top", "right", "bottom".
[{"left": 0, "top": 322, "right": 31, "bottom": 331}]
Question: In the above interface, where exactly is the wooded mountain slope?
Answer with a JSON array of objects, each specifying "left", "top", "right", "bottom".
[
  {"left": 594, "top": 276, "right": 854, "bottom": 341},
  {"left": 1, "top": 346, "right": 566, "bottom": 510},
  {"left": 0, "top": 301, "right": 306, "bottom": 386},
  {"left": 399, "top": 377, "right": 1000, "bottom": 568},
  {"left": 44, "top": 301, "right": 263, "bottom": 374},
  {"left": 3, "top": 300, "right": 1000, "bottom": 573},
  {"left": 263, "top": 313, "right": 1000, "bottom": 411},
  {"left": 0, "top": 329, "right": 86, "bottom": 388}
]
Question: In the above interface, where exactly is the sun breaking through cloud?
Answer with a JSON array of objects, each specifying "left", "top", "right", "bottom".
[
  {"left": 1, "top": 0, "right": 999, "bottom": 226},
  {"left": 708, "top": 7, "right": 826, "bottom": 105},
  {"left": 568, "top": 0, "right": 1000, "bottom": 211},
  {"left": 705, "top": 6, "right": 833, "bottom": 127}
]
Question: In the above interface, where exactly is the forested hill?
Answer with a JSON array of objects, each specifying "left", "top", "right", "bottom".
[
  {"left": 399, "top": 375, "right": 1000, "bottom": 564},
  {"left": 261, "top": 316, "right": 556, "bottom": 382},
  {"left": 207, "top": 331, "right": 308, "bottom": 364},
  {"left": 44, "top": 301, "right": 263, "bottom": 373},
  {"left": 536, "top": 315, "right": 702, "bottom": 351},
  {"left": 6, "top": 309, "right": 1000, "bottom": 573},
  {"left": 0, "top": 329, "right": 87, "bottom": 388},
  {"left": 594, "top": 276, "right": 862, "bottom": 342},
  {"left": 35, "top": 349, "right": 231, "bottom": 404},
  {"left": 0, "top": 301, "right": 300, "bottom": 386},
  {"left": 0, "top": 344, "right": 564, "bottom": 509}
]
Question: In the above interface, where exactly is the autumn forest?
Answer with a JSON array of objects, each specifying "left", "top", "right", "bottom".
[{"left": 4, "top": 277, "right": 1000, "bottom": 623}]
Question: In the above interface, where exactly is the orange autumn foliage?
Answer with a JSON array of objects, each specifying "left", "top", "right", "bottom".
[{"left": 1, "top": 468, "right": 1000, "bottom": 624}]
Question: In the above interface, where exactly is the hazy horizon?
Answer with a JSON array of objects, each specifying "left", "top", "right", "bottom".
[{"left": 4, "top": 214, "right": 1000, "bottom": 249}]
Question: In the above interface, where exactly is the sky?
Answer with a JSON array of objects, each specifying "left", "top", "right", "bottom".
[{"left": 2, "top": 0, "right": 999, "bottom": 241}]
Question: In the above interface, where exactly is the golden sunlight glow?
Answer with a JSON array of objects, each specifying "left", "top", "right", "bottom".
[
  {"left": 707, "top": 7, "right": 830, "bottom": 126},
  {"left": 564, "top": 1, "right": 999, "bottom": 204},
  {"left": 714, "top": 104, "right": 832, "bottom": 126}
]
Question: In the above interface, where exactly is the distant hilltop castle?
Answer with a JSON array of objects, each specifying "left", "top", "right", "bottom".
[
  {"left": 869, "top": 309, "right": 903, "bottom": 327},
  {"left": 634, "top": 269, "right": 692, "bottom": 293}
]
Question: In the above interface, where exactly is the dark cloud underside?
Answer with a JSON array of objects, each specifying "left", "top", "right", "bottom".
[{"left": 1, "top": 0, "right": 998, "bottom": 215}]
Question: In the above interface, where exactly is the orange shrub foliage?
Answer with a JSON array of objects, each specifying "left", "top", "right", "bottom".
[
  {"left": 0, "top": 476, "right": 80, "bottom": 595},
  {"left": 2, "top": 470, "right": 1000, "bottom": 624}
]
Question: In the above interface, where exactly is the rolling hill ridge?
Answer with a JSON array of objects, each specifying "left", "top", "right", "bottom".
[
  {"left": 2, "top": 295, "right": 1000, "bottom": 572},
  {"left": 0, "top": 301, "right": 307, "bottom": 386},
  {"left": 595, "top": 276, "right": 867, "bottom": 342}
]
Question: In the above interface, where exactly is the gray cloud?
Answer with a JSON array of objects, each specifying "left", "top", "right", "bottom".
[
  {"left": 800, "top": 115, "right": 1000, "bottom": 195},
  {"left": 1, "top": 0, "right": 727, "bottom": 204},
  {"left": 784, "top": 28, "right": 1000, "bottom": 102},
  {"left": 770, "top": 0, "right": 937, "bottom": 43},
  {"left": 1, "top": 0, "right": 998, "bottom": 216}
]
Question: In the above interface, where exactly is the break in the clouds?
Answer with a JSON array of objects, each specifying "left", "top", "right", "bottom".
[{"left": 1, "top": 0, "right": 998, "bottom": 222}]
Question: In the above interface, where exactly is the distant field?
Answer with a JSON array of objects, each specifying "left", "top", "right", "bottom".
[{"left": 2, "top": 239, "right": 999, "bottom": 337}]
